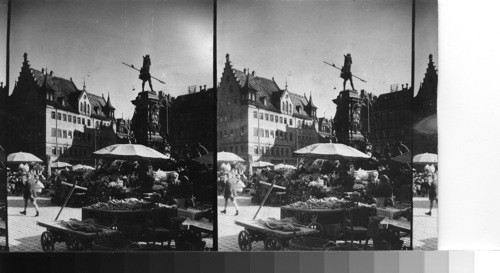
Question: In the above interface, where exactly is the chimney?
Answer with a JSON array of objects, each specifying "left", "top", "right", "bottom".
[
  {"left": 50, "top": 71, "right": 53, "bottom": 76},
  {"left": 252, "top": 71, "right": 255, "bottom": 76},
  {"left": 42, "top": 68, "right": 44, "bottom": 73},
  {"left": 1, "top": 82, "right": 3, "bottom": 88},
  {"left": 199, "top": 86, "right": 202, "bottom": 92},
  {"left": 243, "top": 68, "right": 246, "bottom": 73},
  {"left": 406, "top": 83, "right": 409, "bottom": 89},
  {"left": 401, "top": 84, "right": 404, "bottom": 90},
  {"left": 204, "top": 85, "right": 207, "bottom": 91}
]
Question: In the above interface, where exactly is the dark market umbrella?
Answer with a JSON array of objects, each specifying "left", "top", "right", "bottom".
[
  {"left": 414, "top": 114, "right": 437, "bottom": 135},
  {"left": 192, "top": 152, "right": 214, "bottom": 165}
]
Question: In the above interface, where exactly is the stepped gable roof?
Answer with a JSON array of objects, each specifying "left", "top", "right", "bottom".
[
  {"left": 232, "top": 68, "right": 313, "bottom": 119},
  {"left": 372, "top": 88, "right": 412, "bottom": 111},
  {"left": 30, "top": 68, "right": 111, "bottom": 119}
]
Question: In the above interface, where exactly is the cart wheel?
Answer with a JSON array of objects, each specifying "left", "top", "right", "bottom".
[
  {"left": 238, "top": 230, "right": 252, "bottom": 251},
  {"left": 307, "top": 222, "right": 324, "bottom": 238},
  {"left": 66, "top": 237, "right": 85, "bottom": 251},
  {"left": 264, "top": 236, "right": 284, "bottom": 251},
  {"left": 41, "top": 231, "right": 55, "bottom": 252}
]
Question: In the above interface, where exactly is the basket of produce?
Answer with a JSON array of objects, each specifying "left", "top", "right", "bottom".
[
  {"left": 288, "top": 237, "right": 336, "bottom": 251},
  {"left": 87, "top": 198, "right": 155, "bottom": 211},
  {"left": 91, "top": 238, "right": 140, "bottom": 251},
  {"left": 287, "top": 197, "right": 351, "bottom": 211}
]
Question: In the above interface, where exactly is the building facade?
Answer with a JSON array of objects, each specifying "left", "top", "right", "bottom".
[
  {"left": 170, "top": 85, "right": 215, "bottom": 154},
  {"left": 369, "top": 85, "right": 413, "bottom": 153},
  {"left": 7, "top": 53, "right": 116, "bottom": 166},
  {"left": 413, "top": 54, "right": 438, "bottom": 153},
  {"left": 217, "top": 54, "right": 319, "bottom": 167}
]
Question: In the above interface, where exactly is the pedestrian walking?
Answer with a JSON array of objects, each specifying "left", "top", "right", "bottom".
[
  {"left": 20, "top": 166, "right": 40, "bottom": 217},
  {"left": 220, "top": 169, "right": 239, "bottom": 216},
  {"left": 425, "top": 173, "right": 438, "bottom": 216}
]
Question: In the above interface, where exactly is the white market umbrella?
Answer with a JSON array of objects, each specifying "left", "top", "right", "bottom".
[
  {"left": 293, "top": 143, "right": 370, "bottom": 160},
  {"left": 413, "top": 153, "right": 438, "bottom": 164},
  {"left": 274, "top": 163, "right": 297, "bottom": 170},
  {"left": 252, "top": 161, "right": 274, "bottom": 168},
  {"left": 72, "top": 164, "right": 95, "bottom": 171},
  {"left": 7, "top": 152, "right": 43, "bottom": 163},
  {"left": 93, "top": 144, "right": 169, "bottom": 161},
  {"left": 217, "top": 151, "right": 244, "bottom": 163},
  {"left": 50, "top": 162, "right": 73, "bottom": 169}
]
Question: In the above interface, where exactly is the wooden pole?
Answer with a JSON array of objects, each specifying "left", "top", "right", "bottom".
[
  {"left": 253, "top": 180, "right": 276, "bottom": 220},
  {"left": 55, "top": 182, "right": 76, "bottom": 221}
]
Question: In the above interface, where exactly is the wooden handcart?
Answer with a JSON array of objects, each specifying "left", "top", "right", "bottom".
[
  {"left": 234, "top": 219, "right": 319, "bottom": 251},
  {"left": 37, "top": 179, "right": 120, "bottom": 251},
  {"left": 37, "top": 220, "right": 120, "bottom": 252},
  {"left": 234, "top": 180, "right": 318, "bottom": 251}
]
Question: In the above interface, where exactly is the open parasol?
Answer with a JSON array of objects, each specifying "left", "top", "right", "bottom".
[
  {"left": 93, "top": 144, "right": 169, "bottom": 161},
  {"left": 413, "top": 153, "right": 438, "bottom": 164},
  {"left": 274, "top": 163, "right": 297, "bottom": 170},
  {"left": 391, "top": 152, "right": 412, "bottom": 163},
  {"left": 217, "top": 151, "right": 244, "bottom": 163},
  {"left": 392, "top": 152, "right": 438, "bottom": 165},
  {"left": 72, "top": 164, "right": 95, "bottom": 171},
  {"left": 252, "top": 161, "right": 274, "bottom": 168},
  {"left": 7, "top": 152, "right": 43, "bottom": 163},
  {"left": 413, "top": 114, "right": 437, "bottom": 135},
  {"left": 192, "top": 152, "right": 214, "bottom": 165},
  {"left": 50, "top": 162, "right": 72, "bottom": 169},
  {"left": 293, "top": 143, "right": 370, "bottom": 160}
]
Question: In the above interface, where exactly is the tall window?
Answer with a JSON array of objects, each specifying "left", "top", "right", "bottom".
[
  {"left": 51, "top": 128, "right": 56, "bottom": 137},
  {"left": 51, "top": 111, "right": 56, "bottom": 119},
  {"left": 253, "top": 128, "right": 258, "bottom": 136},
  {"left": 57, "top": 129, "right": 62, "bottom": 138},
  {"left": 265, "top": 114, "right": 269, "bottom": 121},
  {"left": 254, "top": 146, "right": 259, "bottom": 154},
  {"left": 57, "top": 113, "right": 61, "bottom": 120},
  {"left": 265, "top": 130, "right": 269, "bottom": 138},
  {"left": 63, "top": 114, "right": 67, "bottom": 122},
  {"left": 270, "top": 115, "right": 274, "bottom": 122},
  {"left": 63, "top": 130, "right": 67, "bottom": 138}
]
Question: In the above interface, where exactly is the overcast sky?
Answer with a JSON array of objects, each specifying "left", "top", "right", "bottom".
[
  {"left": 218, "top": 0, "right": 438, "bottom": 118},
  {"left": 9, "top": 0, "right": 213, "bottom": 119}
]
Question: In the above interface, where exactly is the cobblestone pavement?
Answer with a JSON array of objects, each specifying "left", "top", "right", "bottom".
[
  {"left": 412, "top": 197, "right": 438, "bottom": 250},
  {"left": 218, "top": 195, "right": 438, "bottom": 251},
  {"left": 7, "top": 196, "right": 82, "bottom": 252}
]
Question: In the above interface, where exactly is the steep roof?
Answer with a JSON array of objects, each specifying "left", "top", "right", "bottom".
[
  {"left": 29, "top": 68, "right": 112, "bottom": 119},
  {"left": 231, "top": 68, "right": 313, "bottom": 120}
]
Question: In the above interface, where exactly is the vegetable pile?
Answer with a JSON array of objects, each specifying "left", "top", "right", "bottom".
[
  {"left": 288, "top": 197, "right": 350, "bottom": 210},
  {"left": 88, "top": 198, "right": 155, "bottom": 211}
]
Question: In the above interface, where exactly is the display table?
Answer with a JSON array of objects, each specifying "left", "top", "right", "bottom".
[
  {"left": 376, "top": 207, "right": 407, "bottom": 219},
  {"left": 82, "top": 206, "right": 178, "bottom": 241}
]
